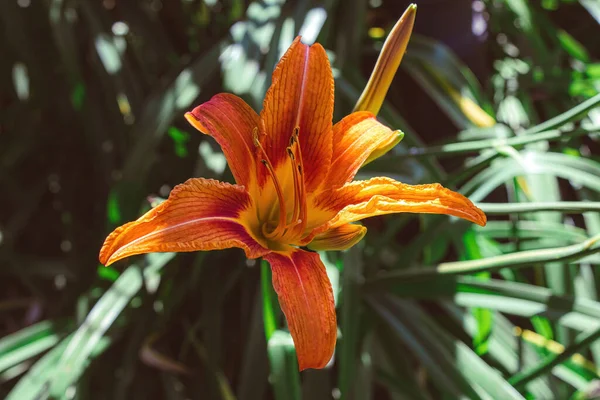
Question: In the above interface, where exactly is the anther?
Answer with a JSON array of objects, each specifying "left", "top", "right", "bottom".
[{"left": 252, "top": 127, "right": 260, "bottom": 147}]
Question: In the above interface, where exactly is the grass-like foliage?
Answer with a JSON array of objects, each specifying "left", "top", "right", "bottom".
[{"left": 1, "top": 0, "right": 600, "bottom": 399}]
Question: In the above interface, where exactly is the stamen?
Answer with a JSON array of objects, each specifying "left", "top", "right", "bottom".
[
  {"left": 284, "top": 127, "right": 307, "bottom": 240},
  {"left": 297, "top": 165, "right": 307, "bottom": 234},
  {"left": 252, "top": 126, "right": 309, "bottom": 242},
  {"left": 252, "top": 128, "right": 261, "bottom": 147},
  {"left": 287, "top": 147, "right": 301, "bottom": 224},
  {"left": 293, "top": 128, "right": 307, "bottom": 231},
  {"left": 254, "top": 129, "right": 287, "bottom": 239}
]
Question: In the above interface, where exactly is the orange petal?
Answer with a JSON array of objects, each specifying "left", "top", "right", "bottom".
[
  {"left": 363, "top": 127, "right": 404, "bottom": 165},
  {"left": 326, "top": 112, "right": 403, "bottom": 187},
  {"left": 311, "top": 176, "right": 486, "bottom": 236},
  {"left": 99, "top": 179, "right": 268, "bottom": 265},
  {"left": 260, "top": 37, "right": 334, "bottom": 192},
  {"left": 264, "top": 249, "right": 337, "bottom": 370},
  {"left": 185, "top": 94, "right": 259, "bottom": 188},
  {"left": 307, "top": 224, "right": 367, "bottom": 251}
]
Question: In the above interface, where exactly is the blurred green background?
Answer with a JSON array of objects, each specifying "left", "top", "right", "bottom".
[{"left": 2, "top": 0, "right": 600, "bottom": 399}]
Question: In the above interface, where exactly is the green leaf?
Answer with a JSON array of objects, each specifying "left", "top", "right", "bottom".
[
  {"left": 106, "top": 189, "right": 122, "bottom": 224},
  {"left": 462, "top": 151, "right": 600, "bottom": 201},
  {"left": 405, "top": 125, "right": 596, "bottom": 158},
  {"left": 237, "top": 291, "right": 269, "bottom": 400},
  {"left": 461, "top": 229, "right": 493, "bottom": 356},
  {"left": 557, "top": 30, "right": 590, "bottom": 62},
  {"left": 521, "top": 93, "right": 600, "bottom": 135},
  {"left": 367, "top": 296, "right": 484, "bottom": 399},
  {"left": 444, "top": 304, "right": 553, "bottom": 398},
  {"left": 267, "top": 330, "right": 302, "bottom": 400},
  {"left": 472, "top": 307, "right": 493, "bottom": 355},
  {"left": 337, "top": 247, "right": 363, "bottom": 399},
  {"left": 477, "top": 202, "right": 600, "bottom": 215},
  {"left": 509, "top": 327, "right": 600, "bottom": 389},
  {"left": 97, "top": 264, "right": 120, "bottom": 281},
  {"left": 167, "top": 126, "right": 190, "bottom": 158},
  {"left": 0, "top": 321, "right": 64, "bottom": 374},
  {"left": 371, "top": 296, "right": 525, "bottom": 399},
  {"left": 70, "top": 82, "right": 85, "bottom": 110},
  {"left": 367, "top": 234, "right": 600, "bottom": 285},
  {"left": 7, "top": 253, "right": 174, "bottom": 399}
]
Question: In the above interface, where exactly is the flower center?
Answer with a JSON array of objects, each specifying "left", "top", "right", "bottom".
[{"left": 253, "top": 128, "right": 307, "bottom": 244}]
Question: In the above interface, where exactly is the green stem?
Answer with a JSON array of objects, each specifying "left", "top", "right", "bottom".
[
  {"left": 261, "top": 260, "right": 278, "bottom": 341},
  {"left": 477, "top": 201, "right": 600, "bottom": 214}
]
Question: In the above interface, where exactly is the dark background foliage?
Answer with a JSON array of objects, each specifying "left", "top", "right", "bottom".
[{"left": 2, "top": 0, "right": 600, "bottom": 399}]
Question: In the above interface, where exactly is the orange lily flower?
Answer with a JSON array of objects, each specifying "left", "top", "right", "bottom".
[{"left": 99, "top": 37, "right": 486, "bottom": 371}]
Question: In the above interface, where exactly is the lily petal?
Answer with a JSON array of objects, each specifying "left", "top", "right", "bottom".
[
  {"left": 311, "top": 177, "right": 486, "bottom": 236},
  {"left": 185, "top": 94, "right": 259, "bottom": 188},
  {"left": 326, "top": 112, "right": 403, "bottom": 187},
  {"left": 363, "top": 129, "right": 404, "bottom": 165},
  {"left": 99, "top": 179, "right": 268, "bottom": 265},
  {"left": 307, "top": 224, "right": 367, "bottom": 251},
  {"left": 264, "top": 249, "right": 337, "bottom": 370},
  {"left": 260, "top": 37, "right": 334, "bottom": 192}
]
